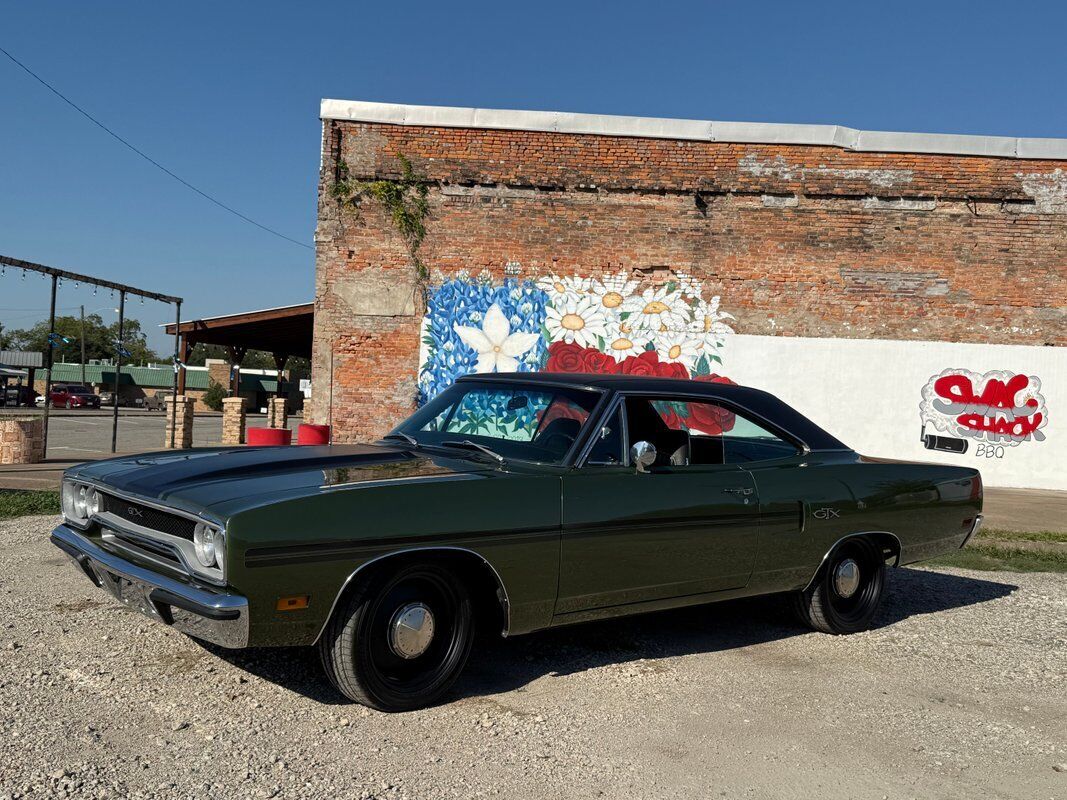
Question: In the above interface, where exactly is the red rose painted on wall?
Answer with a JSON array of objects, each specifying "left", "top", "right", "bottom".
[
  {"left": 580, "top": 347, "right": 617, "bottom": 374},
  {"left": 546, "top": 342, "right": 618, "bottom": 374},
  {"left": 545, "top": 341, "right": 586, "bottom": 373},
  {"left": 655, "top": 360, "right": 689, "bottom": 380},
  {"left": 687, "top": 373, "right": 737, "bottom": 434},
  {"left": 617, "top": 350, "right": 661, "bottom": 376}
]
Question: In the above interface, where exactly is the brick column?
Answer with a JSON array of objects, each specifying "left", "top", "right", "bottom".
[
  {"left": 266, "top": 397, "right": 288, "bottom": 430},
  {"left": 163, "top": 396, "right": 195, "bottom": 449},
  {"left": 221, "top": 396, "right": 247, "bottom": 445},
  {"left": 0, "top": 417, "right": 45, "bottom": 464}
]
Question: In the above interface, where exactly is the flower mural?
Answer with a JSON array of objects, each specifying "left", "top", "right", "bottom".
[{"left": 417, "top": 268, "right": 735, "bottom": 406}]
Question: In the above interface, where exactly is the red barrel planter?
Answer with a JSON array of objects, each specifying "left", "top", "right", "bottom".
[
  {"left": 247, "top": 427, "right": 292, "bottom": 446},
  {"left": 297, "top": 423, "right": 330, "bottom": 445}
]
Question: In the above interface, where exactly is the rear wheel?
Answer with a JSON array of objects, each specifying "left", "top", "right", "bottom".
[
  {"left": 795, "top": 537, "right": 885, "bottom": 634},
  {"left": 318, "top": 562, "right": 474, "bottom": 711}
]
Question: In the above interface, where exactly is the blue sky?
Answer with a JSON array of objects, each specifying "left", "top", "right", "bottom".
[{"left": 2, "top": 1, "right": 1064, "bottom": 354}]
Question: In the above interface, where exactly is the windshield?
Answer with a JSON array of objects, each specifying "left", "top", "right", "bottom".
[
  {"left": 393, "top": 380, "right": 603, "bottom": 464},
  {"left": 67, "top": 386, "right": 91, "bottom": 394}
]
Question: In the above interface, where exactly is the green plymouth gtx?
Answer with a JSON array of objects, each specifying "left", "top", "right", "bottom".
[{"left": 51, "top": 373, "right": 983, "bottom": 711}]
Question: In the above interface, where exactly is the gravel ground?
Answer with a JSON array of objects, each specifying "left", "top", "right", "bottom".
[{"left": 2, "top": 515, "right": 1065, "bottom": 800}]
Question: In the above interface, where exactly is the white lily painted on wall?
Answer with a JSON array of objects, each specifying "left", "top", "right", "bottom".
[{"left": 453, "top": 303, "right": 540, "bottom": 374}]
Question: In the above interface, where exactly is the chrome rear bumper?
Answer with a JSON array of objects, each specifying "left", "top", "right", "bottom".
[
  {"left": 50, "top": 524, "right": 249, "bottom": 648},
  {"left": 960, "top": 514, "right": 984, "bottom": 548}
]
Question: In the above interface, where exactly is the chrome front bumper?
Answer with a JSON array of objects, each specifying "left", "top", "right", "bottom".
[{"left": 50, "top": 524, "right": 249, "bottom": 648}]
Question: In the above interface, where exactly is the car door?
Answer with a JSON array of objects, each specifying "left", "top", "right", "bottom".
[{"left": 556, "top": 394, "right": 761, "bottom": 615}]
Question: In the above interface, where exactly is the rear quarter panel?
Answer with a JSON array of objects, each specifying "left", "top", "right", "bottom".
[
  {"left": 225, "top": 471, "right": 562, "bottom": 646},
  {"left": 745, "top": 452, "right": 981, "bottom": 592}
]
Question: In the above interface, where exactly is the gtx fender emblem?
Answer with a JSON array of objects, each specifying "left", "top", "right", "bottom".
[{"left": 813, "top": 507, "right": 841, "bottom": 520}]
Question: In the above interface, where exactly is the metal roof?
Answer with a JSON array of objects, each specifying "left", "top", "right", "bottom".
[
  {"left": 0, "top": 350, "right": 44, "bottom": 368},
  {"left": 37, "top": 363, "right": 293, "bottom": 393},
  {"left": 163, "top": 303, "right": 313, "bottom": 360},
  {"left": 321, "top": 99, "right": 1067, "bottom": 161}
]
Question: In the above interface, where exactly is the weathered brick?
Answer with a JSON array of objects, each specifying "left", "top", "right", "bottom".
[{"left": 310, "top": 118, "right": 1067, "bottom": 442}]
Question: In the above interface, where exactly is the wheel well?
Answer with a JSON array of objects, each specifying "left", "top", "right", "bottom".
[
  {"left": 322, "top": 548, "right": 510, "bottom": 641},
  {"left": 868, "top": 531, "right": 902, "bottom": 567},
  {"left": 805, "top": 531, "right": 902, "bottom": 591}
]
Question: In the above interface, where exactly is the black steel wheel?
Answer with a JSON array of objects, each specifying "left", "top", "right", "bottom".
[
  {"left": 795, "top": 537, "right": 885, "bottom": 634},
  {"left": 319, "top": 562, "right": 474, "bottom": 711}
]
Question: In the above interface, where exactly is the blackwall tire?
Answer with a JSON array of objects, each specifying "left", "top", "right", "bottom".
[
  {"left": 318, "top": 562, "right": 474, "bottom": 712},
  {"left": 795, "top": 537, "right": 885, "bottom": 634}
]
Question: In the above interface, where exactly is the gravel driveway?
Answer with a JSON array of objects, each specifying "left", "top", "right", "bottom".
[{"left": 2, "top": 515, "right": 1064, "bottom": 800}]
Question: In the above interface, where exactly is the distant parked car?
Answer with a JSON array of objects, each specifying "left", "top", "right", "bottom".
[
  {"left": 144, "top": 390, "right": 174, "bottom": 411},
  {"left": 1, "top": 384, "right": 37, "bottom": 407},
  {"left": 50, "top": 384, "right": 101, "bottom": 409},
  {"left": 99, "top": 391, "right": 144, "bottom": 408}
]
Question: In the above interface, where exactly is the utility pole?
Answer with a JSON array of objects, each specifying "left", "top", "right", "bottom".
[
  {"left": 110, "top": 291, "right": 125, "bottom": 453},
  {"left": 41, "top": 274, "right": 58, "bottom": 454},
  {"left": 79, "top": 305, "right": 86, "bottom": 388}
]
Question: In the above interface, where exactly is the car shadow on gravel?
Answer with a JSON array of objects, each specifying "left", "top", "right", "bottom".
[{"left": 196, "top": 566, "right": 1016, "bottom": 706}]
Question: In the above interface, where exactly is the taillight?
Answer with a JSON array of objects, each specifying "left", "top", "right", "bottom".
[{"left": 970, "top": 472, "right": 983, "bottom": 501}]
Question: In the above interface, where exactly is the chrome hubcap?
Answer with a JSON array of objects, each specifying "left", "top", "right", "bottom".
[
  {"left": 388, "top": 602, "right": 435, "bottom": 659},
  {"left": 833, "top": 558, "right": 861, "bottom": 599}
]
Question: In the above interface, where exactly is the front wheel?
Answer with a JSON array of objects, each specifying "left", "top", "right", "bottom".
[
  {"left": 318, "top": 562, "right": 474, "bottom": 711},
  {"left": 795, "top": 537, "right": 886, "bottom": 634}
]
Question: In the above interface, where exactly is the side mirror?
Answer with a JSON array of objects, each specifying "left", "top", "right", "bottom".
[{"left": 630, "top": 440, "right": 657, "bottom": 473}]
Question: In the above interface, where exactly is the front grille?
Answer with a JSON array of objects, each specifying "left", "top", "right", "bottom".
[
  {"left": 100, "top": 494, "right": 196, "bottom": 540},
  {"left": 100, "top": 530, "right": 184, "bottom": 571}
]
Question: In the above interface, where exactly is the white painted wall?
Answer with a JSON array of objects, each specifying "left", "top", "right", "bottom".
[{"left": 723, "top": 335, "right": 1066, "bottom": 491}]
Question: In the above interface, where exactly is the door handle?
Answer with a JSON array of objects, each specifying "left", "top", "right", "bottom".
[{"left": 723, "top": 487, "right": 754, "bottom": 496}]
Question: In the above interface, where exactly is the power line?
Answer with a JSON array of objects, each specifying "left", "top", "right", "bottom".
[{"left": 0, "top": 44, "right": 312, "bottom": 251}]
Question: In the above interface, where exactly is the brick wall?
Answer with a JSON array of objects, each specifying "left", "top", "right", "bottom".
[{"left": 312, "top": 118, "right": 1067, "bottom": 442}]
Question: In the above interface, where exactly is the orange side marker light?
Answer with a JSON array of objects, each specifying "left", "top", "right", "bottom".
[{"left": 276, "top": 595, "right": 310, "bottom": 611}]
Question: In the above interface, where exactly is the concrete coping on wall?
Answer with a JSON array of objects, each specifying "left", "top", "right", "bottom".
[{"left": 321, "top": 99, "right": 1067, "bottom": 161}]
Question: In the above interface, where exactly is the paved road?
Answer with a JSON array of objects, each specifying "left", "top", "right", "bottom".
[
  {"left": 2, "top": 514, "right": 1064, "bottom": 799},
  {"left": 0, "top": 408, "right": 299, "bottom": 457},
  {"left": 0, "top": 410, "right": 302, "bottom": 490}
]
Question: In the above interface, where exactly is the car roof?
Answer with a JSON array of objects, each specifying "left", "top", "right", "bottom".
[{"left": 456, "top": 372, "right": 848, "bottom": 451}]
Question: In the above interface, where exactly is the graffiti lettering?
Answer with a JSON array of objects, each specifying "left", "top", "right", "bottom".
[{"left": 920, "top": 369, "right": 1048, "bottom": 450}]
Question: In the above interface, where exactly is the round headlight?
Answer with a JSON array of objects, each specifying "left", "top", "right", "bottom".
[
  {"left": 193, "top": 522, "right": 217, "bottom": 567},
  {"left": 213, "top": 530, "right": 226, "bottom": 574},
  {"left": 61, "top": 481, "right": 76, "bottom": 519},
  {"left": 86, "top": 488, "right": 101, "bottom": 517},
  {"left": 72, "top": 485, "right": 89, "bottom": 519}
]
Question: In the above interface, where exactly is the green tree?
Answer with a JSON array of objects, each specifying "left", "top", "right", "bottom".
[
  {"left": 3, "top": 315, "right": 160, "bottom": 364},
  {"left": 200, "top": 379, "right": 228, "bottom": 412}
]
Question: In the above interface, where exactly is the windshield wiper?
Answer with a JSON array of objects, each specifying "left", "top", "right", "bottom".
[
  {"left": 440, "top": 439, "right": 506, "bottom": 465},
  {"left": 382, "top": 432, "right": 418, "bottom": 447}
]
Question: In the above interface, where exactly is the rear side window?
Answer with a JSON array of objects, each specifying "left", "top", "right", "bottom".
[{"left": 635, "top": 397, "right": 799, "bottom": 465}]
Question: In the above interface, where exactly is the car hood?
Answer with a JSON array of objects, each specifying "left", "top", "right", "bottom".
[{"left": 68, "top": 444, "right": 495, "bottom": 517}]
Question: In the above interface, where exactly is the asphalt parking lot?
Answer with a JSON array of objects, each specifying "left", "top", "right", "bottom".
[
  {"left": 0, "top": 408, "right": 300, "bottom": 460},
  {"left": 2, "top": 514, "right": 1064, "bottom": 800}
]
